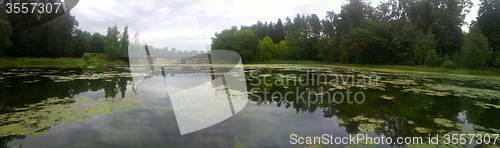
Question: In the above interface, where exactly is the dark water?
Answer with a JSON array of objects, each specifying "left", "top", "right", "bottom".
[{"left": 0, "top": 65, "right": 499, "bottom": 148}]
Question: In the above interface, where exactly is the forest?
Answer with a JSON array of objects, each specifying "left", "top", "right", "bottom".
[
  {"left": 0, "top": 0, "right": 499, "bottom": 70},
  {"left": 0, "top": 0, "right": 200, "bottom": 61},
  {"left": 211, "top": 0, "right": 500, "bottom": 69}
]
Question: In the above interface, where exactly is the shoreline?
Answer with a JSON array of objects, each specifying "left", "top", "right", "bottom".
[
  {"left": 2, "top": 58, "right": 499, "bottom": 78},
  {"left": 0, "top": 57, "right": 127, "bottom": 68}
]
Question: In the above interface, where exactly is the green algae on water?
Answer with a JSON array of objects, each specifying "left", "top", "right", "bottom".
[{"left": 0, "top": 96, "right": 171, "bottom": 137}]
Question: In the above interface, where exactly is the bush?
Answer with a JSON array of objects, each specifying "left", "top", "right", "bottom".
[
  {"left": 441, "top": 60, "right": 457, "bottom": 70},
  {"left": 104, "top": 45, "right": 119, "bottom": 61},
  {"left": 82, "top": 53, "right": 91, "bottom": 61},
  {"left": 425, "top": 50, "right": 439, "bottom": 67}
]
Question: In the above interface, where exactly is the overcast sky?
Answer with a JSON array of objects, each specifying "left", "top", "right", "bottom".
[{"left": 71, "top": 0, "right": 480, "bottom": 51}]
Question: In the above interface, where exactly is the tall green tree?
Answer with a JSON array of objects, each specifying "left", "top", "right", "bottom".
[
  {"left": 476, "top": 0, "right": 500, "bottom": 66},
  {"left": 71, "top": 29, "right": 91, "bottom": 57},
  {"left": 121, "top": 25, "right": 129, "bottom": 52},
  {"left": 274, "top": 18, "right": 285, "bottom": 44},
  {"left": 46, "top": 14, "right": 77, "bottom": 57},
  {"left": 104, "top": 25, "right": 121, "bottom": 60},
  {"left": 90, "top": 33, "right": 105, "bottom": 53},
  {"left": 258, "top": 36, "right": 276, "bottom": 61},
  {"left": 267, "top": 22, "right": 274, "bottom": 43},
  {"left": 211, "top": 26, "right": 237, "bottom": 51},
  {"left": 0, "top": 19, "right": 12, "bottom": 56},
  {"left": 232, "top": 29, "right": 259, "bottom": 62},
  {"left": 460, "top": 26, "right": 489, "bottom": 69}
]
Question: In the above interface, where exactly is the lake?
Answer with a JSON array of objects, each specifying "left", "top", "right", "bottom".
[{"left": 0, "top": 64, "right": 499, "bottom": 148}]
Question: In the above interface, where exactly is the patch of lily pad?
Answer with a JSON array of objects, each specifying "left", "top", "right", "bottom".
[
  {"left": 433, "top": 118, "right": 455, "bottom": 127},
  {"left": 380, "top": 95, "right": 394, "bottom": 100},
  {"left": 358, "top": 123, "right": 376, "bottom": 132},
  {"left": 0, "top": 96, "right": 171, "bottom": 137},
  {"left": 414, "top": 127, "right": 431, "bottom": 133}
]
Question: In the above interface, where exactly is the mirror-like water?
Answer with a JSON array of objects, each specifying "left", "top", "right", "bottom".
[{"left": 0, "top": 64, "right": 499, "bottom": 147}]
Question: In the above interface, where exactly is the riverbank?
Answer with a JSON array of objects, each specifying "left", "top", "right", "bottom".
[
  {"left": 0, "top": 58, "right": 127, "bottom": 68},
  {"left": 246, "top": 60, "right": 500, "bottom": 77}
]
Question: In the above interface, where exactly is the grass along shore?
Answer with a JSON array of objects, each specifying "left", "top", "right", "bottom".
[
  {"left": 246, "top": 60, "right": 500, "bottom": 77},
  {"left": 0, "top": 57, "right": 127, "bottom": 68}
]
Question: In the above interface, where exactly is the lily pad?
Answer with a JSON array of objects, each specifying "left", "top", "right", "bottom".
[
  {"left": 380, "top": 95, "right": 394, "bottom": 100},
  {"left": 336, "top": 118, "right": 346, "bottom": 124},
  {"left": 351, "top": 115, "right": 368, "bottom": 121},
  {"left": 434, "top": 118, "right": 455, "bottom": 127},
  {"left": 368, "top": 118, "right": 384, "bottom": 123},
  {"left": 485, "top": 103, "right": 500, "bottom": 109},
  {"left": 0, "top": 96, "right": 171, "bottom": 137},
  {"left": 414, "top": 127, "right": 431, "bottom": 133},
  {"left": 474, "top": 101, "right": 489, "bottom": 109},
  {"left": 490, "top": 128, "right": 500, "bottom": 134},
  {"left": 358, "top": 123, "right": 376, "bottom": 132},
  {"left": 469, "top": 123, "right": 486, "bottom": 130}
]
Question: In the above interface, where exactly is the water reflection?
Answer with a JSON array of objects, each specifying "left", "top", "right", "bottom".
[{"left": 0, "top": 65, "right": 499, "bottom": 147}]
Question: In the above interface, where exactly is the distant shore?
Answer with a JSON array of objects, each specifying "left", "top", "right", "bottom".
[
  {"left": 246, "top": 60, "right": 500, "bottom": 77},
  {"left": 0, "top": 57, "right": 127, "bottom": 68}
]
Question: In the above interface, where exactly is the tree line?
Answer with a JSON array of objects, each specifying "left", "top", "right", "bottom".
[
  {"left": 0, "top": 0, "right": 204, "bottom": 61},
  {"left": 211, "top": 0, "right": 500, "bottom": 69}
]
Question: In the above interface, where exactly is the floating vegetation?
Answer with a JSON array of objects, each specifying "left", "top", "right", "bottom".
[
  {"left": 490, "top": 128, "right": 500, "bottom": 134},
  {"left": 368, "top": 118, "right": 384, "bottom": 123},
  {"left": 380, "top": 95, "right": 394, "bottom": 100},
  {"left": 474, "top": 101, "right": 490, "bottom": 109},
  {"left": 0, "top": 96, "right": 171, "bottom": 137},
  {"left": 433, "top": 118, "right": 455, "bottom": 127},
  {"left": 469, "top": 123, "right": 486, "bottom": 130},
  {"left": 358, "top": 123, "right": 376, "bottom": 132},
  {"left": 150, "top": 97, "right": 165, "bottom": 100},
  {"left": 350, "top": 115, "right": 368, "bottom": 122},
  {"left": 421, "top": 83, "right": 500, "bottom": 99},
  {"left": 44, "top": 72, "right": 132, "bottom": 83},
  {"left": 485, "top": 103, "right": 500, "bottom": 109},
  {"left": 22, "top": 80, "right": 41, "bottom": 83},
  {"left": 380, "top": 79, "right": 417, "bottom": 86},
  {"left": 336, "top": 118, "right": 346, "bottom": 124},
  {"left": 414, "top": 127, "right": 431, "bottom": 133},
  {"left": 407, "top": 120, "right": 415, "bottom": 124}
]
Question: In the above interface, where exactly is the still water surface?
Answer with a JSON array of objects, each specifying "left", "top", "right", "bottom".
[{"left": 0, "top": 65, "right": 499, "bottom": 147}]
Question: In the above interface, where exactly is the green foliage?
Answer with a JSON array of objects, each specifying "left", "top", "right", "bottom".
[
  {"left": 104, "top": 45, "right": 120, "bottom": 61},
  {"left": 72, "top": 29, "right": 91, "bottom": 57},
  {"left": 46, "top": 14, "right": 77, "bottom": 58},
  {"left": 0, "top": 0, "right": 491, "bottom": 71},
  {"left": 257, "top": 36, "right": 276, "bottom": 61},
  {"left": 391, "top": 24, "right": 436, "bottom": 66},
  {"left": 90, "top": 33, "right": 106, "bottom": 53},
  {"left": 82, "top": 53, "right": 91, "bottom": 61},
  {"left": 492, "top": 51, "right": 500, "bottom": 68},
  {"left": 441, "top": 60, "right": 458, "bottom": 70},
  {"left": 425, "top": 50, "right": 440, "bottom": 67},
  {"left": 0, "top": 19, "right": 12, "bottom": 56},
  {"left": 232, "top": 30, "right": 260, "bottom": 62},
  {"left": 121, "top": 26, "right": 129, "bottom": 52},
  {"left": 211, "top": 27, "right": 237, "bottom": 51},
  {"left": 103, "top": 25, "right": 123, "bottom": 61},
  {"left": 460, "top": 26, "right": 489, "bottom": 69},
  {"left": 477, "top": 0, "right": 500, "bottom": 52},
  {"left": 273, "top": 19, "right": 285, "bottom": 44}
]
